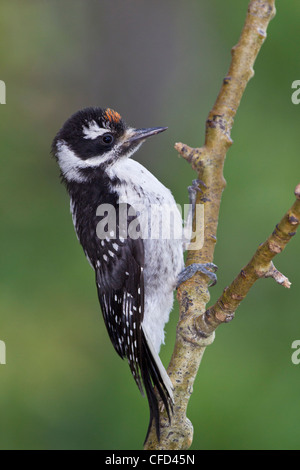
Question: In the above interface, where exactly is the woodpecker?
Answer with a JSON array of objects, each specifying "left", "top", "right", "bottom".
[{"left": 52, "top": 107, "right": 216, "bottom": 441}]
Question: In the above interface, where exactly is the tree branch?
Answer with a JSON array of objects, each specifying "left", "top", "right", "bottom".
[
  {"left": 144, "top": 0, "right": 278, "bottom": 450},
  {"left": 200, "top": 185, "right": 300, "bottom": 334}
]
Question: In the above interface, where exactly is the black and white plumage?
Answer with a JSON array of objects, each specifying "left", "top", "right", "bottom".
[{"left": 52, "top": 107, "right": 185, "bottom": 440}]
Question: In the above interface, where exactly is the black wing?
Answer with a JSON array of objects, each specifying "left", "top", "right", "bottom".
[
  {"left": 95, "top": 233, "right": 173, "bottom": 441},
  {"left": 96, "top": 232, "right": 145, "bottom": 393},
  {"left": 76, "top": 200, "right": 173, "bottom": 440}
]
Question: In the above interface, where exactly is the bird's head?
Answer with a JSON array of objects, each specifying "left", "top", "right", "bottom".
[{"left": 52, "top": 107, "right": 167, "bottom": 183}]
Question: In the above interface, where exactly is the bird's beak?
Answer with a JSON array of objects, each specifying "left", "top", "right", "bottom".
[{"left": 126, "top": 126, "right": 168, "bottom": 143}]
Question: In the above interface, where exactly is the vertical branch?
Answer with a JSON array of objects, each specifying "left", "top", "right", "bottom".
[{"left": 144, "top": 0, "right": 276, "bottom": 450}]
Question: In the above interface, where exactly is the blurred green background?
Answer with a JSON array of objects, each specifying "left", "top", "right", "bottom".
[{"left": 0, "top": 0, "right": 299, "bottom": 450}]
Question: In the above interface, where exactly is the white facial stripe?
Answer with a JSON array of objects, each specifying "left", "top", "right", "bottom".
[
  {"left": 56, "top": 141, "right": 85, "bottom": 181},
  {"left": 82, "top": 120, "right": 108, "bottom": 140},
  {"left": 84, "top": 149, "right": 118, "bottom": 166},
  {"left": 56, "top": 140, "right": 121, "bottom": 182}
]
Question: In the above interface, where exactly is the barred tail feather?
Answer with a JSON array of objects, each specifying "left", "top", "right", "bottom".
[{"left": 141, "top": 327, "right": 174, "bottom": 442}]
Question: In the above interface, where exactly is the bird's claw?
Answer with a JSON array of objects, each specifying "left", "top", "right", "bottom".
[
  {"left": 176, "top": 262, "right": 218, "bottom": 288},
  {"left": 188, "top": 179, "right": 207, "bottom": 197}
]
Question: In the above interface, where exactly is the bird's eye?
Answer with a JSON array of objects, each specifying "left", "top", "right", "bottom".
[{"left": 101, "top": 133, "right": 114, "bottom": 145}]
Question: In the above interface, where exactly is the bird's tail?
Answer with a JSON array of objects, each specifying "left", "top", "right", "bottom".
[{"left": 141, "top": 327, "right": 174, "bottom": 443}]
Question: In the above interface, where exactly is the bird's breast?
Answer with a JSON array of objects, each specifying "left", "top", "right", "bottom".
[{"left": 106, "top": 158, "right": 183, "bottom": 243}]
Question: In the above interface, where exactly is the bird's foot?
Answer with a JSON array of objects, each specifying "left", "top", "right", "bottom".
[
  {"left": 176, "top": 262, "right": 218, "bottom": 288},
  {"left": 188, "top": 179, "right": 207, "bottom": 211}
]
